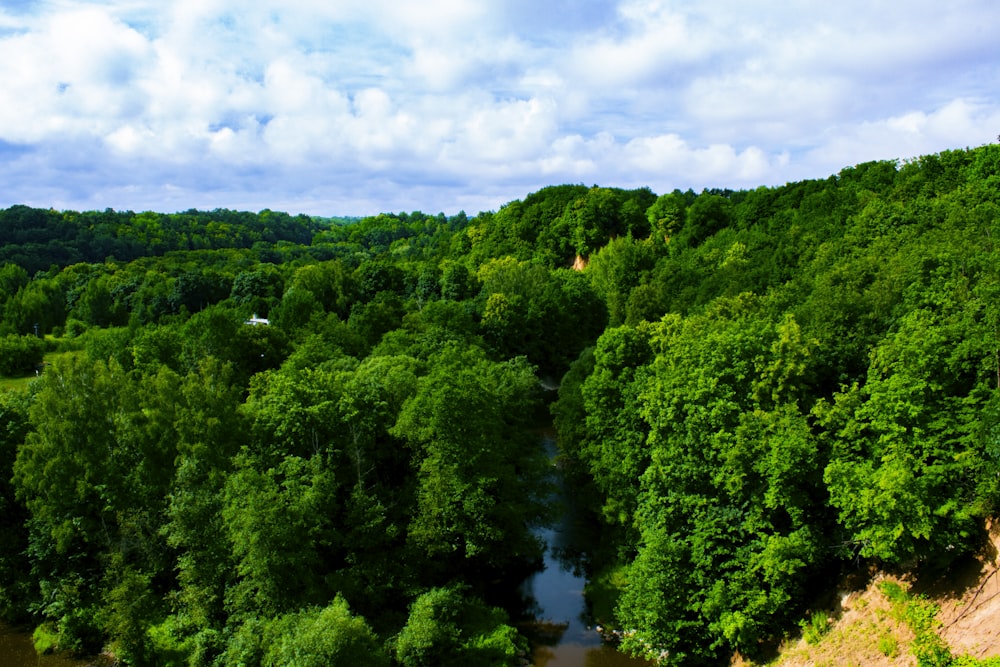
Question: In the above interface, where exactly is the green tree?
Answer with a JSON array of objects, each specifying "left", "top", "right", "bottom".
[
  {"left": 676, "top": 193, "right": 732, "bottom": 248},
  {"left": 223, "top": 454, "right": 340, "bottom": 618},
  {"left": 439, "top": 261, "right": 478, "bottom": 301},
  {"left": 566, "top": 187, "right": 639, "bottom": 258},
  {"left": 464, "top": 184, "right": 589, "bottom": 265},
  {"left": 243, "top": 353, "right": 420, "bottom": 617},
  {"left": 574, "top": 324, "right": 653, "bottom": 527},
  {"left": 355, "top": 259, "right": 406, "bottom": 300},
  {"left": 3, "top": 277, "right": 66, "bottom": 335},
  {"left": 645, "top": 191, "right": 688, "bottom": 242},
  {"left": 0, "top": 262, "right": 29, "bottom": 297},
  {"left": 392, "top": 346, "right": 548, "bottom": 573},
  {"left": 71, "top": 274, "right": 123, "bottom": 327},
  {"left": 162, "top": 358, "right": 246, "bottom": 652},
  {"left": 0, "top": 390, "right": 33, "bottom": 621},
  {"left": 13, "top": 357, "right": 183, "bottom": 651},
  {"left": 181, "top": 303, "right": 289, "bottom": 379},
  {"left": 230, "top": 265, "right": 284, "bottom": 317},
  {"left": 221, "top": 597, "right": 388, "bottom": 667},
  {"left": 0, "top": 334, "right": 45, "bottom": 376},
  {"left": 272, "top": 285, "right": 322, "bottom": 331},
  {"left": 287, "top": 260, "right": 357, "bottom": 319},
  {"left": 586, "top": 235, "right": 658, "bottom": 326},
  {"left": 821, "top": 304, "right": 994, "bottom": 565},
  {"left": 396, "top": 585, "right": 526, "bottom": 667},
  {"left": 347, "top": 292, "right": 406, "bottom": 351},
  {"left": 264, "top": 597, "right": 389, "bottom": 667},
  {"left": 614, "top": 299, "right": 827, "bottom": 663},
  {"left": 477, "top": 257, "right": 606, "bottom": 375}
]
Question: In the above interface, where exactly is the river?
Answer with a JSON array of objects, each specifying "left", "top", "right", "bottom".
[
  {"left": 0, "top": 624, "right": 93, "bottom": 667},
  {"left": 516, "top": 433, "right": 651, "bottom": 667}
]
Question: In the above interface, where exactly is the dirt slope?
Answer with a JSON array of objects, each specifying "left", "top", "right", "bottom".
[
  {"left": 743, "top": 522, "right": 1000, "bottom": 666},
  {"left": 937, "top": 523, "right": 1000, "bottom": 660}
]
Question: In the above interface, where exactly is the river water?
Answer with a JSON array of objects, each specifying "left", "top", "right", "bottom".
[
  {"left": 0, "top": 624, "right": 91, "bottom": 667},
  {"left": 516, "top": 434, "right": 651, "bottom": 667}
]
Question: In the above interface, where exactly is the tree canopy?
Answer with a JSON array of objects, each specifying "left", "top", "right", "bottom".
[{"left": 1, "top": 144, "right": 1000, "bottom": 665}]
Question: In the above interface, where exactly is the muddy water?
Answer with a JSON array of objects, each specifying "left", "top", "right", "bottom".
[
  {"left": 0, "top": 624, "right": 91, "bottom": 667},
  {"left": 518, "top": 435, "right": 651, "bottom": 667}
]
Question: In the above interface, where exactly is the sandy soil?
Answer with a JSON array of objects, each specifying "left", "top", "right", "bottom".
[
  {"left": 766, "top": 573, "right": 919, "bottom": 667},
  {"left": 736, "top": 521, "right": 1000, "bottom": 666},
  {"left": 937, "top": 521, "right": 1000, "bottom": 660}
]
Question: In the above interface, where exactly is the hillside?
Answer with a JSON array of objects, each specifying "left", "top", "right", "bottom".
[
  {"left": 753, "top": 522, "right": 1000, "bottom": 666},
  {"left": 940, "top": 529, "right": 1000, "bottom": 661}
]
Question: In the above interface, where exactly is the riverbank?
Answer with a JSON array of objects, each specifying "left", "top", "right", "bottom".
[{"left": 0, "top": 623, "right": 100, "bottom": 667}]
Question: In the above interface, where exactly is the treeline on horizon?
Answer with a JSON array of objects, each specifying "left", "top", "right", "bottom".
[{"left": 1, "top": 143, "right": 1000, "bottom": 666}]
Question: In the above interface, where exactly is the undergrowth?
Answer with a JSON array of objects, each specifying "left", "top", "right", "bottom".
[{"left": 878, "top": 580, "right": 998, "bottom": 667}]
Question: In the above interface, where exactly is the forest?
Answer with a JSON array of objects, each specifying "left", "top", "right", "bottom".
[{"left": 1, "top": 144, "right": 1000, "bottom": 666}]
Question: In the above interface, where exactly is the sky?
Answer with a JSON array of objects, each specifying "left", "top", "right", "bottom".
[{"left": 1, "top": 1, "right": 999, "bottom": 217}]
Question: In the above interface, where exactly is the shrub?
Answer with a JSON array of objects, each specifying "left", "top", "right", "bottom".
[
  {"left": 32, "top": 622, "right": 60, "bottom": 654},
  {"left": 800, "top": 610, "right": 831, "bottom": 645},
  {"left": 878, "top": 633, "right": 898, "bottom": 658},
  {"left": 0, "top": 334, "right": 44, "bottom": 376}
]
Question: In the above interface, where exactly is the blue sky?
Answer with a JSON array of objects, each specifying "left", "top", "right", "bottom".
[{"left": 1, "top": 1, "right": 998, "bottom": 216}]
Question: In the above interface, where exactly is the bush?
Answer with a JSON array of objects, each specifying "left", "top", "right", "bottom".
[
  {"left": 954, "top": 657, "right": 1000, "bottom": 666},
  {"left": 0, "top": 334, "right": 45, "bottom": 376},
  {"left": 395, "top": 585, "right": 526, "bottom": 667},
  {"left": 880, "top": 580, "right": 952, "bottom": 667},
  {"left": 878, "top": 633, "right": 899, "bottom": 658},
  {"left": 799, "top": 610, "right": 831, "bottom": 645},
  {"left": 147, "top": 617, "right": 195, "bottom": 667},
  {"left": 64, "top": 319, "right": 88, "bottom": 338},
  {"left": 264, "top": 597, "right": 389, "bottom": 667},
  {"left": 32, "top": 622, "right": 60, "bottom": 654}
]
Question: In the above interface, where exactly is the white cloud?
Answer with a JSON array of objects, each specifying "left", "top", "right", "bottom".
[
  {"left": 566, "top": 1, "right": 715, "bottom": 91},
  {"left": 0, "top": 0, "right": 998, "bottom": 215},
  {"left": 0, "top": 7, "right": 151, "bottom": 141},
  {"left": 800, "top": 98, "right": 1000, "bottom": 177},
  {"left": 450, "top": 97, "right": 558, "bottom": 164},
  {"left": 528, "top": 131, "right": 785, "bottom": 193},
  {"left": 105, "top": 124, "right": 155, "bottom": 154}
]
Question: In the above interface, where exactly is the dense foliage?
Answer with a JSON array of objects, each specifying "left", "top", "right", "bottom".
[{"left": 1, "top": 144, "right": 999, "bottom": 665}]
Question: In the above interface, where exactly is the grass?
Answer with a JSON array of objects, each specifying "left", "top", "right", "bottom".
[
  {"left": 0, "top": 373, "right": 39, "bottom": 392},
  {"left": 765, "top": 578, "right": 910, "bottom": 667},
  {"left": 584, "top": 564, "right": 630, "bottom": 628},
  {"left": 0, "top": 348, "right": 83, "bottom": 392},
  {"left": 877, "top": 633, "right": 899, "bottom": 658}
]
